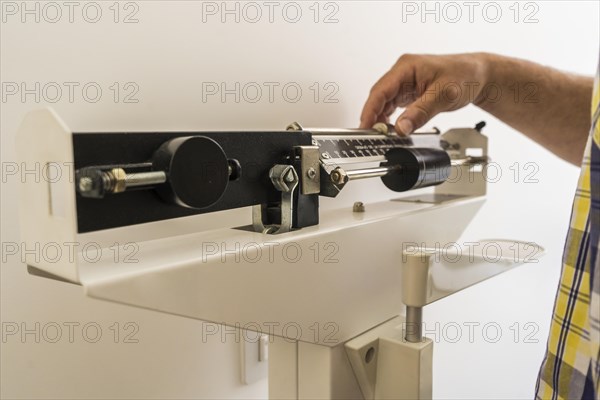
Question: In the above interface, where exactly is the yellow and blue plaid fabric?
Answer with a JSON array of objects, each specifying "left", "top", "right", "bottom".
[{"left": 536, "top": 63, "right": 600, "bottom": 399}]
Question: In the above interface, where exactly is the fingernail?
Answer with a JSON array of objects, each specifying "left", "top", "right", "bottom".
[{"left": 396, "top": 119, "right": 413, "bottom": 135}]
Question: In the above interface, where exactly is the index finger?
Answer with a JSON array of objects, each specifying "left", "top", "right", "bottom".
[{"left": 359, "top": 60, "right": 415, "bottom": 128}]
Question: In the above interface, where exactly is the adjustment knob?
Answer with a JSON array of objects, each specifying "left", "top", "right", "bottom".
[{"left": 152, "top": 136, "right": 229, "bottom": 209}]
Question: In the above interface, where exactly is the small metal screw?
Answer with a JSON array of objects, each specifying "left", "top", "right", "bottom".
[
  {"left": 78, "top": 176, "right": 93, "bottom": 192},
  {"left": 353, "top": 201, "right": 365, "bottom": 213},
  {"left": 322, "top": 152, "right": 330, "bottom": 159},
  {"left": 307, "top": 167, "right": 316, "bottom": 180}
]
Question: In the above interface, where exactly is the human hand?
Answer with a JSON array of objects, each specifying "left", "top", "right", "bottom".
[{"left": 359, "top": 53, "right": 489, "bottom": 135}]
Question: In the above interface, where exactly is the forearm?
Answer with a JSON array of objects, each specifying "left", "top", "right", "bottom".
[{"left": 476, "top": 53, "right": 593, "bottom": 165}]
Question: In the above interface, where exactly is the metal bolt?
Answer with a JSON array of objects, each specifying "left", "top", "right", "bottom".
[
  {"left": 353, "top": 201, "right": 365, "bottom": 213},
  {"left": 269, "top": 165, "right": 298, "bottom": 192},
  {"left": 78, "top": 176, "right": 93, "bottom": 192},
  {"left": 331, "top": 170, "right": 341, "bottom": 183},
  {"left": 285, "top": 170, "right": 295, "bottom": 182},
  {"left": 307, "top": 167, "right": 317, "bottom": 180},
  {"left": 77, "top": 168, "right": 167, "bottom": 198},
  {"left": 330, "top": 167, "right": 348, "bottom": 185},
  {"left": 322, "top": 152, "right": 330, "bottom": 159}
]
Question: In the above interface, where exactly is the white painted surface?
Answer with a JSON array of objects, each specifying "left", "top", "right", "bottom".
[{"left": 1, "top": 1, "right": 598, "bottom": 398}]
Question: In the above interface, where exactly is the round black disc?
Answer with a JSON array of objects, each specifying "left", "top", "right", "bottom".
[{"left": 152, "top": 136, "right": 229, "bottom": 209}]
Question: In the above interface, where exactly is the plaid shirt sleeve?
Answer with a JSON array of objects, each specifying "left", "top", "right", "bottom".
[{"left": 535, "top": 62, "right": 600, "bottom": 400}]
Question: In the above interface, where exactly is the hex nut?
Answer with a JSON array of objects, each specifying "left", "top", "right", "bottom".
[
  {"left": 330, "top": 168, "right": 348, "bottom": 185},
  {"left": 110, "top": 168, "right": 127, "bottom": 193}
]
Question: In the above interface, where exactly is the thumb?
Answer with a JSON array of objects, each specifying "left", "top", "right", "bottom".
[{"left": 395, "top": 92, "right": 445, "bottom": 135}]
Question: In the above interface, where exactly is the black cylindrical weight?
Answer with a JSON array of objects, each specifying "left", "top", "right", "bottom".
[{"left": 381, "top": 147, "right": 450, "bottom": 192}]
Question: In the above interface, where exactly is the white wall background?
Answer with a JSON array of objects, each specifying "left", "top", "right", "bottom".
[{"left": 1, "top": 1, "right": 598, "bottom": 398}]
